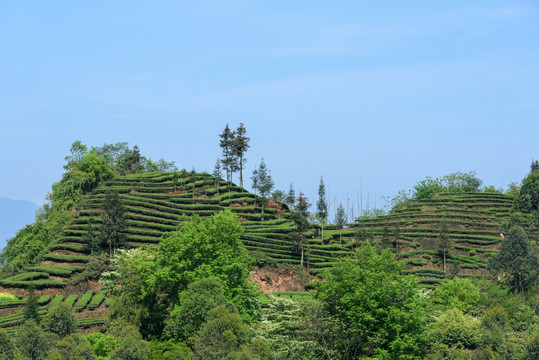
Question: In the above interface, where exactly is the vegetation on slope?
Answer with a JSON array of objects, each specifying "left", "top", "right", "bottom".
[{"left": 0, "top": 137, "right": 537, "bottom": 359}]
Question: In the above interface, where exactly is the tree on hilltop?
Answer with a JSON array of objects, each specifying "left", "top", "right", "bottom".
[
  {"left": 531, "top": 159, "right": 539, "bottom": 174},
  {"left": 292, "top": 193, "right": 310, "bottom": 267},
  {"left": 438, "top": 218, "right": 451, "bottom": 273},
  {"left": 212, "top": 159, "right": 222, "bottom": 193},
  {"left": 219, "top": 124, "right": 238, "bottom": 186},
  {"left": 334, "top": 202, "right": 347, "bottom": 245},
  {"left": 251, "top": 158, "right": 274, "bottom": 216},
  {"left": 316, "top": 176, "right": 328, "bottom": 243},
  {"left": 514, "top": 168, "right": 539, "bottom": 212},
  {"left": 232, "top": 123, "right": 250, "bottom": 189},
  {"left": 286, "top": 183, "right": 296, "bottom": 208}
]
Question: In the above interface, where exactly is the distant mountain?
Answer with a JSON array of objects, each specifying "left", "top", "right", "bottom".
[{"left": 0, "top": 198, "right": 39, "bottom": 252}]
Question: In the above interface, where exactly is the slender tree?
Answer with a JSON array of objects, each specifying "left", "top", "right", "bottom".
[
  {"left": 212, "top": 159, "right": 222, "bottom": 193},
  {"left": 23, "top": 286, "right": 40, "bottom": 323},
  {"left": 316, "top": 176, "right": 328, "bottom": 243},
  {"left": 219, "top": 125, "right": 237, "bottom": 185},
  {"left": 286, "top": 183, "right": 296, "bottom": 209},
  {"left": 232, "top": 123, "right": 250, "bottom": 189},
  {"left": 172, "top": 170, "right": 179, "bottom": 192},
  {"left": 531, "top": 159, "right": 539, "bottom": 174},
  {"left": 252, "top": 158, "right": 274, "bottom": 216},
  {"left": 394, "top": 226, "right": 401, "bottom": 255},
  {"left": 250, "top": 168, "right": 259, "bottom": 197},
  {"left": 334, "top": 202, "right": 347, "bottom": 245},
  {"left": 101, "top": 191, "right": 127, "bottom": 257},
  {"left": 292, "top": 193, "right": 310, "bottom": 267},
  {"left": 438, "top": 219, "right": 451, "bottom": 272},
  {"left": 381, "top": 224, "right": 391, "bottom": 249}
]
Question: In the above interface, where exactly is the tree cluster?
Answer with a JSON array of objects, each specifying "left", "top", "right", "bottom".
[
  {"left": 251, "top": 158, "right": 274, "bottom": 215},
  {"left": 96, "top": 210, "right": 265, "bottom": 358},
  {"left": 218, "top": 123, "right": 250, "bottom": 188},
  {"left": 413, "top": 171, "right": 483, "bottom": 200}
]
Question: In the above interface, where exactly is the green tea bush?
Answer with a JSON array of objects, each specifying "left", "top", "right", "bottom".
[
  {"left": 43, "top": 254, "right": 90, "bottom": 263},
  {"left": 37, "top": 295, "right": 52, "bottom": 305},
  {"left": 49, "top": 295, "right": 65, "bottom": 307},
  {"left": 76, "top": 290, "right": 95, "bottom": 312},
  {"left": 88, "top": 289, "right": 108, "bottom": 310},
  {"left": 64, "top": 294, "right": 79, "bottom": 308}
]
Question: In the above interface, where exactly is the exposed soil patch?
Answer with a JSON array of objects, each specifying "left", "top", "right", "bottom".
[{"left": 250, "top": 266, "right": 308, "bottom": 293}]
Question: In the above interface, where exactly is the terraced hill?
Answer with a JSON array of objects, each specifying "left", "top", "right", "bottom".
[
  {"left": 0, "top": 171, "right": 350, "bottom": 331},
  {"left": 323, "top": 192, "right": 514, "bottom": 284},
  {"left": 0, "top": 172, "right": 516, "bottom": 331}
]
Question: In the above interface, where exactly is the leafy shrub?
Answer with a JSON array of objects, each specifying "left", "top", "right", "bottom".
[
  {"left": 64, "top": 294, "right": 79, "bottom": 308},
  {"left": 88, "top": 289, "right": 108, "bottom": 310},
  {"left": 49, "top": 295, "right": 65, "bottom": 307},
  {"left": 37, "top": 295, "right": 52, "bottom": 305},
  {"left": 75, "top": 290, "right": 95, "bottom": 312}
]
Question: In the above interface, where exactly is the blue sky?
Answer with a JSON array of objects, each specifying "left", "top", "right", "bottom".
[{"left": 1, "top": 1, "right": 538, "bottom": 218}]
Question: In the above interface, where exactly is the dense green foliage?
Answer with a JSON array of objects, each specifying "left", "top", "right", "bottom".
[
  {"left": 488, "top": 226, "right": 539, "bottom": 293},
  {"left": 100, "top": 191, "right": 127, "bottom": 257},
  {"left": 101, "top": 210, "right": 260, "bottom": 340},
  {"left": 1, "top": 143, "right": 539, "bottom": 359},
  {"left": 42, "top": 302, "right": 77, "bottom": 337},
  {"left": 316, "top": 244, "right": 429, "bottom": 359},
  {"left": 413, "top": 171, "right": 483, "bottom": 200}
]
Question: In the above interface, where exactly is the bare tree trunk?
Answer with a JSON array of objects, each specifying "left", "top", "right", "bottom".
[
  {"left": 443, "top": 253, "right": 446, "bottom": 272},
  {"left": 300, "top": 242, "right": 304, "bottom": 267},
  {"left": 239, "top": 155, "right": 243, "bottom": 190}
]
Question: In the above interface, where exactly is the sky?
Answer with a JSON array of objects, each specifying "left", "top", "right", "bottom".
[{"left": 1, "top": 1, "right": 538, "bottom": 219}]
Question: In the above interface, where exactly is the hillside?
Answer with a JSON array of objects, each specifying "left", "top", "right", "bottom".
[
  {"left": 338, "top": 192, "right": 514, "bottom": 284},
  {"left": 0, "top": 171, "right": 347, "bottom": 332},
  {"left": 0, "top": 171, "right": 516, "bottom": 333}
]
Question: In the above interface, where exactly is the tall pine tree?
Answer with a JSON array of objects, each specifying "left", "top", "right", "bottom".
[
  {"left": 252, "top": 158, "right": 274, "bottom": 216},
  {"left": 334, "top": 202, "right": 347, "bottom": 245},
  {"left": 232, "top": 123, "right": 250, "bottom": 190},
  {"left": 438, "top": 218, "right": 450, "bottom": 273},
  {"left": 316, "top": 176, "right": 328, "bottom": 243},
  {"left": 293, "top": 193, "right": 310, "bottom": 267},
  {"left": 219, "top": 124, "right": 237, "bottom": 185}
]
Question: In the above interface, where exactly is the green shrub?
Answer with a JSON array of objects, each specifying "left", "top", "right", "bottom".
[
  {"left": 43, "top": 254, "right": 90, "bottom": 263},
  {"left": 88, "top": 289, "right": 108, "bottom": 310},
  {"left": 37, "top": 295, "right": 52, "bottom": 305},
  {"left": 75, "top": 290, "right": 95, "bottom": 312},
  {"left": 49, "top": 295, "right": 65, "bottom": 307},
  {"left": 64, "top": 294, "right": 79, "bottom": 309}
]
